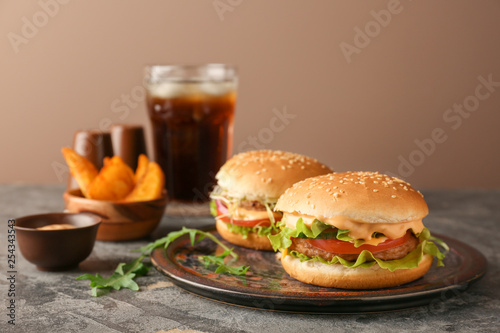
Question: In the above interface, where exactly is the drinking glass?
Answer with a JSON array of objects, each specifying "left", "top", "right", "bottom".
[{"left": 144, "top": 64, "right": 237, "bottom": 203}]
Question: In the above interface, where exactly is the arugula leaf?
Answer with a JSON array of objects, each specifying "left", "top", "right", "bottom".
[
  {"left": 136, "top": 227, "right": 228, "bottom": 257},
  {"left": 77, "top": 227, "right": 249, "bottom": 297},
  {"left": 199, "top": 250, "right": 249, "bottom": 276},
  {"left": 76, "top": 255, "right": 149, "bottom": 296}
]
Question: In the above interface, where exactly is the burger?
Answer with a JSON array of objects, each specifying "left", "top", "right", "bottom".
[
  {"left": 270, "top": 171, "right": 448, "bottom": 289},
  {"left": 210, "top": 150, "right": 332, "bottom": 251}
]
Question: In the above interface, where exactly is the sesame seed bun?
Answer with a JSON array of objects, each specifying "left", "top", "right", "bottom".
[
  {"left": 214, "top": 150, "right": 331, "bottom": 251},
  {"left": 215, "top": 219, "right": 274, "bottom": 251},
  {"left": 215, "top": 150, "right": 332, "bottom": 202},
  {"left": 275, "top": 171, "right": 428, "bottom": 223},
  {"left": 281, "top": 252, "right": 433, "bottom": 289},
  {"left": 275, "top": 171, "right": 433, "bottom": 289}
]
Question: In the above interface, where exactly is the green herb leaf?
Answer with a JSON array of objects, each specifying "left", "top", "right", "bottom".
[
  {"left": 142, "top": 227, "right": 236, "bottom": 257},
  {"left": 77, "top": 227, "right": 249, "bottom": 297},
  {"left": 76, "top": 255, "right": 149, "bottom": 296},
  {"left": 199, "top": 250, "right": 250, "bottom": 276}
]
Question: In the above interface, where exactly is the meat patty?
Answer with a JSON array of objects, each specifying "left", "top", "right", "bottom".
[
  {"left": 238, "top": 200, "right": 268, "bottom": 211},
  {"left": 289, "top": 233, "right": 419, "bottom": 262}
]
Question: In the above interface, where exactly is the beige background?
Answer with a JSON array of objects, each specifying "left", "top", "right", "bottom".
[{"left": 1, "top": 0, "right": 499, "bottom": 188}]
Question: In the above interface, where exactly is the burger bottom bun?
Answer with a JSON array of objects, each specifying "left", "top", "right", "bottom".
[
  {"left": 216, "top": 219, "right": 274, "bottom": 251},
  {"left": 281, "top": 252, "right": 433, "bottom": 289}
]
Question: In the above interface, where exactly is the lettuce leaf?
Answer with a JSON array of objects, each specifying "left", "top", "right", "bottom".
[
  {"left": 336, "top": 229, "right": 353, "bottom": 242},
  {"left": 225, "top": 223, "right": 276, "bottom": 238},
  {"left": 270, "top": 218, "right": 449, "bottom": 270},
  {"left": 210, "top": 200, "right": 217, "bottom": 217},
  {"left": 288, "top": 242, "right": 424, "bottom": 272},
  {"left": 268, "top": 218, "right": 330, "bottom": 251},
  {"left": 288, "top": 230, "right": 446, "bottom": 271},
  {"left": 217, "top": 201, "right": 282, "bottom": 238}
]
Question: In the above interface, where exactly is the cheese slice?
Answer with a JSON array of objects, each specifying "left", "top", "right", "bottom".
[
  {"left": 361, "top": 236, "right": 388, "bottom": 246},
  {"left": 284, "top": 213, "right": 424, "bottom": 241}
]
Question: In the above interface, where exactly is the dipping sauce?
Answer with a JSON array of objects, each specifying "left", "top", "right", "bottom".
[{"left": 37, "top": 224, "right": 76, "bottom": 231}]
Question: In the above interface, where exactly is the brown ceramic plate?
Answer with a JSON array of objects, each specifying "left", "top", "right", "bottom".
[{"left": 151, "top": 229, "right": 487, "bottom": 313}]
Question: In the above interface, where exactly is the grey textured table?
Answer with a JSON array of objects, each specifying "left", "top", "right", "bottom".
[{"left": 1, "top": 185, "right": 499, "bottom": 333}]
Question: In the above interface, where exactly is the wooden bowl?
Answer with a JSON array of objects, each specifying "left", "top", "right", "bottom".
[
  {"left": 14, "top": 213, "right": 101, "bottom": 271},
  {"left": 63, "top": 189, "right": 168, "bottom": 241}
]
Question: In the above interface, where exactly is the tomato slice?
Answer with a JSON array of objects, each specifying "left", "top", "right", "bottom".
[
  {"left": 305, "top": 230, "right": 412, "bottom": 254},
  {"left": 215, "top": 199, "right": 278, "bottom": 227}
]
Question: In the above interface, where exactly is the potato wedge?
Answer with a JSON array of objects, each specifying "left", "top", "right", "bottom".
[
  {"left": 134, "top": 154, "right": 149, "bottom": 183},
  {"left": 61, "top": 147, "right": 98, "bottom": 197},
  {"left": 103, "top": 156, "right": 112, "bottom": 167},
  {"left": 87, "top": 156, "right": 135, "bottom": 201},
  {"left": 124, "top": 161, "right": 165, "bottom": 202}
]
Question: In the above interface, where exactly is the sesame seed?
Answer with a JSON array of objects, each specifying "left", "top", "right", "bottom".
[
  {"left": 393, "top": 187, "right": 397, "bottom": 190},
  {"left": 281, "top": 166, "right": 286, "bottom": 170},
  {"left": 373, "top": 189, "right": 378, "bottom": 192},
  {"left": 301, "top": 166, "right": 305, "bottom": 170},
  {"left": 391, "top": 195, "right": 397, "bottom": 198},
  {"left": 256, "top": 171, "right": 261, "bottom": 175}
]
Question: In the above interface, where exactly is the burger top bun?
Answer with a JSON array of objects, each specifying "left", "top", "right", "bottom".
[
  {"left": 215, "top": 150, "right": 332, "bottom": 201},
  {"left": 275, "top": 171, "right": 428, "bottom": 223}
]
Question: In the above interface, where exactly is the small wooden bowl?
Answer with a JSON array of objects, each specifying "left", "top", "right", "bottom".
[
  {"left": 14, "top": 213, "right": 101, "bottom": 271},
  {"left": 63, "top": 189, "right": 168, "bottom": 241}
]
